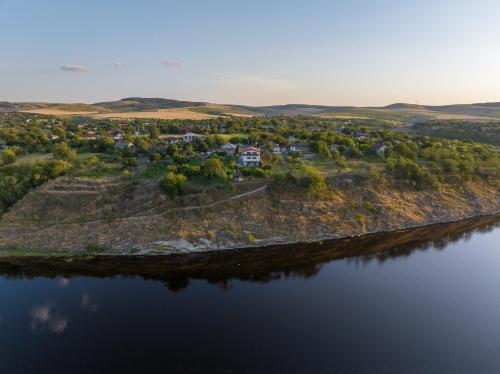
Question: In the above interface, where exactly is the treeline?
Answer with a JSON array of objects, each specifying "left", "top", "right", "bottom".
[{"left": 412, "top": 121, "right": 500, "bottom": 146}]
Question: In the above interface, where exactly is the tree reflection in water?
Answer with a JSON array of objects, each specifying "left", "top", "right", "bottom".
[{"left": 0, "top": 214, "right": 498, "bottom": 293}]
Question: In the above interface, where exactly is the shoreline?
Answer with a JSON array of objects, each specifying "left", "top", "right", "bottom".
[{"left": 1, "top": 210, "right": 499, "bottom": 259}]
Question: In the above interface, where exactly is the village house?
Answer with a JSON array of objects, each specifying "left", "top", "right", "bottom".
[
  {"left": 330, "top": 144, "right": 340, "bottom": 152},
  {"left": 238, "top": 146, "right": 261, "bottom": 167},
  {"left": 287, "top": 143, "right": 316, "bottom": 159},
  {"left": 165, "top": 137, "right": 180, "bottom": 144},
  {"left": 81, "top": 132, "right": 97, "bottom": 140},
  {"left": 374, "top": 143, "right": 387, "bottom": 157},
  {"left": 113, "top": 131, "right": 124, "bottom": 141},
  {"left": 353, "top": 132, "right": 369, "bottom": 140},
  {"left": 233, "top": 169, "right": 244, "bottom": 182},
  {"left": 182, "top": 131, "right": 198, "bottom": 142},
  {"left": 218, "top": 143, "right": 237, "bottom": 155},
  {"left": 115, "top": 141, "right": 134, "bottom": 150},
  {"left": 48, "top": 134, "right": 60, "bottom": 141},
  {"left": 272, "top": 143, "right": 283, "bottom": 156}
]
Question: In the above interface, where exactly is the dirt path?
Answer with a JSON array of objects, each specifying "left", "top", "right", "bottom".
[{"left": 24, "top": 183, "right": 269, "bottom": 234}]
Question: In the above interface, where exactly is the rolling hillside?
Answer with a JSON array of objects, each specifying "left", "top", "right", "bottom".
[{"left": 2, "top": 97, "right": 500, "bottom": 121}]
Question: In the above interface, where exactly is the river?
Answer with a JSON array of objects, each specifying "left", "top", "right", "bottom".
[{"left": 0, "top": 215, "right": 499, "bottom": 374}]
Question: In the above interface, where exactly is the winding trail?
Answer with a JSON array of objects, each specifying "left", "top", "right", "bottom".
[{"left": 23, "top": 183, "right": 269, "bottom": 233}]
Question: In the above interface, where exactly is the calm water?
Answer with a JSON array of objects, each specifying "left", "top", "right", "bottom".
[{"left": 1, "top": 216, "right": 500, "bottom": 374}]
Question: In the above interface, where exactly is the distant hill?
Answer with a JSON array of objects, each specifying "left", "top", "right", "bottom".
[
  {"left": 94, "top": 97, "right": 206, "bottom": 112},
  {"left": 242, "top": 104, "right": 355, "bottom": 117},
  {"left": 2, "top": 97, "right": 500, "bottom": 120}
]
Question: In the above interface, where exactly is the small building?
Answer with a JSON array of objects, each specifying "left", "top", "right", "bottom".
[
  {"left": 81, "top": 132, "right": 97, "bottom": 140},
  {"left": 271, "top": 143, "right": 284, "bottom": 156},
  {"left": 218, "top": 143, "right": 237, "bottom": 155},
  {"left": 238, "top": 146, "right": 261, "bottom": 167},
  {"left": 182, "top": 132, "right": 198, "bottom": 143},
  {"left": 113, "top": 131, "right": 124, "bottom": 141},
  {"left": 353, "top": 132, "right": 369, "bottom": 140},
  {"left": 287, "top": 143, "right": 316, "bottom": 159},
  {"left": 165, "top": 137, "right": 180, "bottom": 144},
  {"left": 48, "top": 134, "right": 60, "bottom": 141},
  {"left": 374, "top": 143, "right": 387, "bottom": 157},
  {"left": 233, "top": 170, "right": 244, "bottom": 182},
  {"left": 115, "top": 141, "right": 134, "bottom": 150}
]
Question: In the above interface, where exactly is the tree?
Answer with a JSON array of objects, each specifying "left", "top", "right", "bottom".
[
  {"left": 1, "top": 149, "right": 17, "bottom": 165},
  {"left": 203, "top": 158, "right": 226, "bottom": 178},
  {"left": 149, "top": 126, "right": 160, "bottom": 141},
  {"left": 313, "top": 140, "right": 332, "bottom": 160},
  {"left": 53, "top": 142, "right": 77, "bottom": 161},
  {"left": 160, "top": 172, "right": 188, "bottom": 198}
]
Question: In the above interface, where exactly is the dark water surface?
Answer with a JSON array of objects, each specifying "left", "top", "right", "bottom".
[{"left": 1, "top": 215, "right": 500, "bottom": 374}]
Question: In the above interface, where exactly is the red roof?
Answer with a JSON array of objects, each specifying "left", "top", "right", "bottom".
[{"left": 239, "top": 146, "right": 260, "bottom": 152}]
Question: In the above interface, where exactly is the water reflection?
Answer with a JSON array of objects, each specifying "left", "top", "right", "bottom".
[
  {"left": 0, "top": 214, "right": 499, "bottom": 294},
  {"left": 1, "top": 214, "right": 499, "bottom": 374},
  {"left": 81, "top": 293, "right": 99, "bottom": 312},
  {"left": 30, "top": 304, "right": 69, "bottom": 334}
]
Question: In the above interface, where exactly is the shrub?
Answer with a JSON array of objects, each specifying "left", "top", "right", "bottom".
[
  {"left": 53, "top": 142, "right": 77, "bottom": 161},
  {"left": 160, "top": 172, "right": 188, "bottom": 198},
  {"left": 363, "top": 201, "right": 377, "bottom": 215},
  {"left": 203, "top": 158, "right": 227, "bottom": 179}
]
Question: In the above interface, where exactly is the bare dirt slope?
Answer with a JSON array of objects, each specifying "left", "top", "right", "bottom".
[{"left": 0, "top": 177, "right": 498, "bottom": 254}]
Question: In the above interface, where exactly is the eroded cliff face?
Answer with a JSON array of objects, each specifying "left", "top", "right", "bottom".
[{"left": 0, "top": 177, "right": 498, "bottom": 254}]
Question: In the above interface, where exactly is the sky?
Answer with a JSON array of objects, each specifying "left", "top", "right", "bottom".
[{"left": 1, "top": 0, "right": 500, "bottom": 106}]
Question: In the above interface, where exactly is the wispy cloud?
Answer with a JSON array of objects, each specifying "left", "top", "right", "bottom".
[
  {"left": 113, "top": 62, "right": 125, "bottom": 68},
  {"left": 60, "top": 64, "right": 90, "bottom": 72},
  {"left": 161, "top": 59, "right": 183, "bottom": 67}
]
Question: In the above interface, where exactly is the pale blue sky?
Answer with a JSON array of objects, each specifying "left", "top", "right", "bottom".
[{"left": 1, "top": 0, "right": 500, "bottom": 106}]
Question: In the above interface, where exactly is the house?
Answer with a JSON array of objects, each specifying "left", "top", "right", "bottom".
[
  {"left": 373, "top": 143, "right": 387, "bottom": 157},
  {"left": 182, "top": 132, "right": 198, "bottom": 142},
  {"left": 238, "top": 146, "right": 261, "bottom": 167},
  {"left": 287, "top": 143, "right": 316, "bottom": 159},
  {"left": 165, "top": 137, "right": 180, "bottom": 144},
  {"left": 81, "top": 132, "right": 97, "bottom": 140},
  {"left": 353, "top": 132, "right": 369, "bottom": 140},
  {"left": 113, "top": 131, "right": 124, "bottom": 141},
  {"left": 272, "top": 143, "right": 283, "bottom": 155},
  {"left": 115, "top": 141, "right": 134, "bottom": 150},
  {"left": 48, "top": 134, "right": 60, "bottom": 141},
  {"left": 233, "top": 170, "right": 244, "bottom": 182},
  {"left": 330, "top": 144, "right": 340, "bottom": 152},
  {"left": 218, "top": 143, "right": 237, "bottom": 155}
]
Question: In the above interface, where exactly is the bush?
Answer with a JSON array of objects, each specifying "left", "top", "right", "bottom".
[
  {"left": 1, "top": 149, "right": 17, "bottom": 165},
  {"left": 160, "top": 172, "right": 188, "bottom": 198},
  {"left": 53, "top": 142, "right": 77, "bottom": 161},
  {"left": 203, "top": 158, "right": 227, "bottom": 179}
]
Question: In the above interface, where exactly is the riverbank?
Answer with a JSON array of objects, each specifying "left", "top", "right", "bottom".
[{"left": 0, "top": 176, "right": 498, "bottom": 256}]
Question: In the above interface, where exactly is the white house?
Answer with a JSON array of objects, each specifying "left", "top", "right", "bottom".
[
  {"left": 182, "top": 132, "right": 198, "bottom": 142},
  {"left": 238, "top": 146, "right": 261, "bottom": 167}
]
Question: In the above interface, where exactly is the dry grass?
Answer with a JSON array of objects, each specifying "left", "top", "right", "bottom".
[
  {"left": 91, "top": 107, "right": 219, "bottom": 120},
  {"left": 22, "top": 109, "right": 100, "bottom": 116}
]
